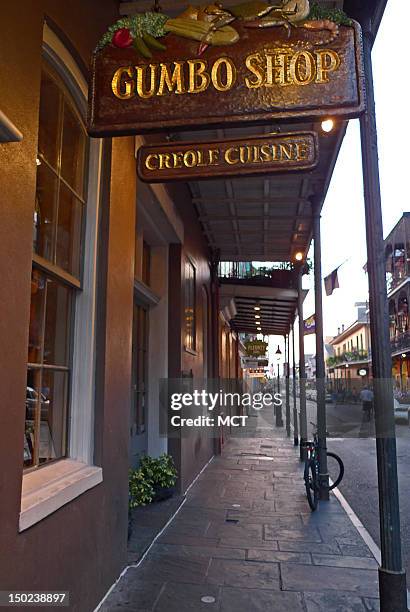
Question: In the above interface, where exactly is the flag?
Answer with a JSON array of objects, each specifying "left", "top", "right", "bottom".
[
  {"left": 303, "top": 314, "right": 316, "bottom": 335},
  {"left": 324, "top": 268, "right": 339, "bottom": 296}
]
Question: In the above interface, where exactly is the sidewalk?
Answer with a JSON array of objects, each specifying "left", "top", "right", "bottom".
[{"left": 100, "top": 407, "right": 380, "bottom": 612}]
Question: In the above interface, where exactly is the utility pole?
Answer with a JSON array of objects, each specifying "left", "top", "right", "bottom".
[
  {"left": 297, "top": 266, "right": 307, "bottom": 460},
  {"left": 360, "top": 17, "right": 407, "bottom": 611},
  {"left": 285, "top": 334, "right": 291, "bottom": 437},
  {"left": 292, "top": 321, "right": 299, "bottom": 446},
  {"left": 312, "top": 202, "right": 329, "bottom": 500}
]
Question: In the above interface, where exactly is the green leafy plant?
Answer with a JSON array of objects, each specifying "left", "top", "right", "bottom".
[
  {"left": 140, "top": 454, "right": 178, "bottom": 489},
  {"left": 308, "top": 3, "right": 352, "bottom": 26},
  {"left": 128, "top": 468, "right": 154, "bottom": 509}
]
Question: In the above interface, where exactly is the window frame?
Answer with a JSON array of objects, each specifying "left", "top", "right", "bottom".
[
  {"left": 184, "top": 256, "right": 197, "bottom": 354},
  {"left": 20, "top": 24, "right": 103, "bottom": 531}
]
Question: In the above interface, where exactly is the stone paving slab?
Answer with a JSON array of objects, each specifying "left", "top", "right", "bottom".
[{"left": 101, "top": 426, "right": 380, "bottom": 612}]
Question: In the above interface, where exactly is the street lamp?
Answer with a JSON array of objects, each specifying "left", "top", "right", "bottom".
[{"left": 275, "top": 345, "right": 283, "bottom": 427}]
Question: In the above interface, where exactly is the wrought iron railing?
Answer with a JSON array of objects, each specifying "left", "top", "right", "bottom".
[
  {"left": 391, "top": 331, "right": 410, "bottom": 354},
  {"left": 327, "top": 350, "right": 369, "bottom": 367},
  {"left": 218, "top": 261, "right": 294, "bottom": 279}
]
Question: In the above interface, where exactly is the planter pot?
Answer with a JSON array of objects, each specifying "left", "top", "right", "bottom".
[{"left": 152, "top": 486, "right": 176, "bottom": 502}]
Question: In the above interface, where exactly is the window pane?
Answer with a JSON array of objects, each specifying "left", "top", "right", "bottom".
[
  {"left": 25, "top": 368, "right": 41, "bottom": 468},
  {"left": 38, "top": 70, "right": 60, "bottom": 168},
  {"left": 43, "top": 278, "right": 72, "bottom": 367},
  {"left": 61, "top": 101, "right": 86, "bottom": 197},
  {"left": 28, "top": 270, "right": 46, "bottom": 364},
  {"left": 34, "top": 162, "right": 58, "bottom": 261},
  {"left": 56, "top": 184, "right": 83, "bottom": 277},
  {"left": 38, "top": 369, "right": 68, "bottom": 464},
  {"left": 184, "top": 261, "right": 196, "bottom": 351}
]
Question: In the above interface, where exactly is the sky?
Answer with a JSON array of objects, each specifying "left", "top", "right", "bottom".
[{"left": 269, "top": 0, "right": 410, "bottom": 364}]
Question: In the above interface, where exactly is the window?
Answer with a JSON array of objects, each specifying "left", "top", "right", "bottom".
[
  {"left": 132, "top": 304, "right": 148, "bottom": 433},
  {"left": 25, "top": 59, "right": 88, "bottom": 470},
  {"left": 184, "top": 258, "right": 196, "bottom": 351},
  {"left": 142, "top": 241, "right": 151, "bottom": 286}
]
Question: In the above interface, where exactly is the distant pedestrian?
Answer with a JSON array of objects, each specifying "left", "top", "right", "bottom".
[{"left": 360, "top": 387, "right": 374, "bottom": 421}]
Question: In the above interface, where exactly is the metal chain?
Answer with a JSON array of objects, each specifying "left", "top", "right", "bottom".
[{"left": 152, "top": 0, "right": 162, "bottom": 12}]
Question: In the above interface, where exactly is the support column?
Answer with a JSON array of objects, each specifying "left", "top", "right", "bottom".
[
  {"left": 275, "top": 353, "right": 284, "bottom": 427},
  {"left": 285, "top": 334, "right": 291, "bottom": 437},
  {"left": 312, "top": 203, "right": 329, "bottom": 500},
  {"left": 292, "top": 321, "right": 299, "bottom": 446},
  {"left": 297, "top": 267, "right": 307, "bottom": 460},
  {"left": 360, "top": 19, "right": 407, "bottom": 611}
]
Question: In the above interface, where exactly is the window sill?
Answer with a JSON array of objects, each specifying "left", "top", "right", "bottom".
[{"left": 20, "top": 459, "right": 102, "bottom": 532}]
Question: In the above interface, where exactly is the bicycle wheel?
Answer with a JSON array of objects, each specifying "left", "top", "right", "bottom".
[
  {"left": 304, "top": 459, "right": 319, "bottom": 511},
  {"left": 327, "top": 452, "right": 344, "bottom": 490}
]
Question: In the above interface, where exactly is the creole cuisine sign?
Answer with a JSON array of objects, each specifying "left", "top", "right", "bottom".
[
  {"left": 87, "top": 2, "right": 365, "bottom": 137},
  {"left": 137, "top": 132, "right": 318, "bottom": 181}
]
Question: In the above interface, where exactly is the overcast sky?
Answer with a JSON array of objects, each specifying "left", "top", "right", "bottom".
[{"left": 269, "top": 0, "right": 409, "bottom": 363}]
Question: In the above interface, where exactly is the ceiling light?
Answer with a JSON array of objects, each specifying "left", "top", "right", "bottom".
[
  {"left": 255, "top": 314, "right": 260, "bottom": 319},
  {"left": 36, "top": 157, "right": 41, "bottom": 166},
  {"left": 295, "top": 252, "right": 303, "bottom": 262},
  {"left": 254, "top": 304, "right": 261, "bottom": 311},
  {"left": 321, "top": 118, "right": 334, "bottom": 133}
]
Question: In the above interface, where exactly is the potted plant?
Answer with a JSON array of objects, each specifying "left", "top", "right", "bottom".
[
  {"left": 129, "top": 468, "right": 155, "bottom": 509},
  {"left": 140, "top": 454, "right": 177, "bottom": 502}
]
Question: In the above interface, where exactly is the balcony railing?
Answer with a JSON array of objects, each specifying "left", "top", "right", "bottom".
[
  {"left": 387, "top": 272, "right": 409, "bottom": 293},
  {"left": 391, "top": 330, "right": 410, "bottom": 354},
  {"left": 219, "top": 262, "right": 294, "bottom": 279},
  {"left": 327, "top": 350, "right": 369, "bottom": 367}
]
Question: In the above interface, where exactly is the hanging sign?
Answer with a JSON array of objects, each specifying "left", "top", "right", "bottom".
[
  {"left": 137, "top": 132, "right": 318, "bottom": 182},
  {"left": 87, "top": 6, "right": 365, "bottom": 137},
  {"left": 245, "top": 339, "right": 268, "bottom": 357}
]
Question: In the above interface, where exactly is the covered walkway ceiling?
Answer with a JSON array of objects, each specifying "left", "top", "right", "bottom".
[{"left": 182, "top": 123, "right": 344, "bottom": 262}]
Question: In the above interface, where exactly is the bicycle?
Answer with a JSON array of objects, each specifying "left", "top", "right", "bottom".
[{"left": 302, "top": 423, "right": 344, "bottom": 511}]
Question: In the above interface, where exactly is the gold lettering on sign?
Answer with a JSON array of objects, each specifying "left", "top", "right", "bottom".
[
  {"left": 112, "top": 66, "right": 135, "bottom": 99},
  {"left": 315, "top": 50, "right": 340, "bottom": 83},
  {"left": 157, "top": 62, "right": 185, "bottom": 96},
  {"left": 145, "top": 153, "right": 159, "bottom": 170},
  {"left": 136, "top": 64, "right": 157, "bottom": 99},
  {"left": 111, "top": 48, "right": 342, "bottom": 101},
  {"left": 266, "top": 53, "right": 291, "bottom": 87},
  {"left": 244, "top": 54, "right": 264, "bottom": 89},
  {"left": 140, "top": 136, "right": 316, "bottom": 177},
  {"left": 188, "top": 60, "right": 210, "bottom": 94},
  {"left": 211, "top": 57, "right": 236, "bottom": 92},
  {"left": 289, "top": 51, "right": 316, "bottom": 85}
]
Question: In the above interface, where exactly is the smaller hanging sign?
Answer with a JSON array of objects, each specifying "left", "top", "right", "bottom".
[
  {"left": 245, "top": 339, "right": 268, "bottom": 358},
  {"left": 137, "top": 132, "right": 318, "bottom": 182}
]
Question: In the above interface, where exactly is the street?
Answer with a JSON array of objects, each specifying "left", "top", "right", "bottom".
[{"left": 303, "top": 399, "right": 410, "bottom": 579}]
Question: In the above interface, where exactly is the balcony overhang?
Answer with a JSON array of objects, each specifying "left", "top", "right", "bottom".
[{"left": 219, "top": 283, "right": 308, "bottom": 336}]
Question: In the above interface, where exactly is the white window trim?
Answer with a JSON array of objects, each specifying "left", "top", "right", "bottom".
[
  {"left": 0, "top": 109, "right": 23, "bottom": 142},
  {"left": 20, "top": 26, "right": 102, "bottom": 532}
]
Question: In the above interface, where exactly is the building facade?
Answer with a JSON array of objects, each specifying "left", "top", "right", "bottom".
[
  {"left": 0, "top": 3, "right": 221, "bottom": 608},
  {"left": 327, "top": 303, "right": 372, "bottom": 394},
  {"left": 385, "top": 213, "right": 410, "bottom": 392}
]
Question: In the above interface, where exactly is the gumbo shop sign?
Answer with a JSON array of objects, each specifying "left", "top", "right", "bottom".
[
  {"left": 87, "top": 3, "right": 365, "bottom": 136},
  {"left": 137, "top": 132, "right": 318, "bottom": 182}
]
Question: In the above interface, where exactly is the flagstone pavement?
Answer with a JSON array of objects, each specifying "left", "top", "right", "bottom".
[{"left": 100, "top": 406, "right": 380, "bottom": 612}]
